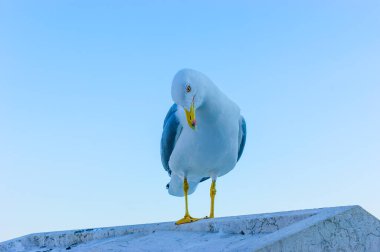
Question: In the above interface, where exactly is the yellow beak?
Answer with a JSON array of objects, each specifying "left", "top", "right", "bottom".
[{"left": 184, "top": 100, "right": 196, "bottom": 130}]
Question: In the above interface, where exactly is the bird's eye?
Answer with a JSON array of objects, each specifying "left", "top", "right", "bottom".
[{"left": 186, "top": 84, "right": 191, "bottom": 93}]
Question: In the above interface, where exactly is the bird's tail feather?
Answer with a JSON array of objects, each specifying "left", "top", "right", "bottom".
[{"left": 167, "top": 174, "right": 198, "bottom": 197}]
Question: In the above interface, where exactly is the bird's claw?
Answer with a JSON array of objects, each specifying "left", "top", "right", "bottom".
[
  {"left": 203, "top": 216, "right": 214, "bottom": 220},
  {"left": 175, "top": 215, "right": 200, "bottom": 225}
]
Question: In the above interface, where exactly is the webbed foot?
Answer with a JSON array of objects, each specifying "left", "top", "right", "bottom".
[{"left": 175, "top": 214, "right": 200, "bottom": 225}]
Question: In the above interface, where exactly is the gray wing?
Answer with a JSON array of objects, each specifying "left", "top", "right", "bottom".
[
  {"left": 160, "top": 104, "right": 210, "bottom": 185},
  {"left": 160, "top": 104, "right": 182, "bottom": 176},
  {"left": 237, "top": 116, "right": 247, "bottom": 162}
]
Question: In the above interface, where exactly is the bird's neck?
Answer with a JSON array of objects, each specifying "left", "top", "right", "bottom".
[{"left": 198, "top": 87, "right": 236, "bottom": 124}]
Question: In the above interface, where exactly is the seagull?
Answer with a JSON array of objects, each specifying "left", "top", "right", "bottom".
[{"left": 160, "top": 69, "right": 247, "bottom": 225}]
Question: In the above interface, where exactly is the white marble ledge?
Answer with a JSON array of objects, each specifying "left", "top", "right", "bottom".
[{"left": 1, "top": 205, "right": 379, "bottom": 251}]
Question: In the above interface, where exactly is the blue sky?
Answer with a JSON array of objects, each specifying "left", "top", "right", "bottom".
[{"left": 1, "top": 0, "right": 380, "bottom": 242}]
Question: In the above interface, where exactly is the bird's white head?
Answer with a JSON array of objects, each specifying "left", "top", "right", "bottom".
[{"left": 171, "top": 69, "right": 211, "bottom": 130}]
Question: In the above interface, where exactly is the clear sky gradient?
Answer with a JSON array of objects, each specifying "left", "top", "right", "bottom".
[{"left": 1, "top": 0, "right": 379, "bottom": 242}]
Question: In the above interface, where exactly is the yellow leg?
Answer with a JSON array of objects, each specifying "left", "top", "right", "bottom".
[
  {"left": 175, "top": 178, "right": 200, "bottom": 225},
  {"left": 209, "top": 180, "right": 216, "bottom": 218}
]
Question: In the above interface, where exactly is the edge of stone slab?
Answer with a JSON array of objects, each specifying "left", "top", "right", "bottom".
[
  {"left": 232, "top": 205, "right": 376, "bottom": 251},
  {"left": 0, "top": 205, "right": 359, "bottom": 251}
]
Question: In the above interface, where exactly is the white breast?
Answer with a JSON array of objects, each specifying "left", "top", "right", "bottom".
[{"left": 169, "top": 95, "right": 241, "bottom": 182}]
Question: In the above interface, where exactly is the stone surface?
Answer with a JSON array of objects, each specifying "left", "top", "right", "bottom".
[{"left": 1, "top": 206, "right": 380, "bottom": 251}]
